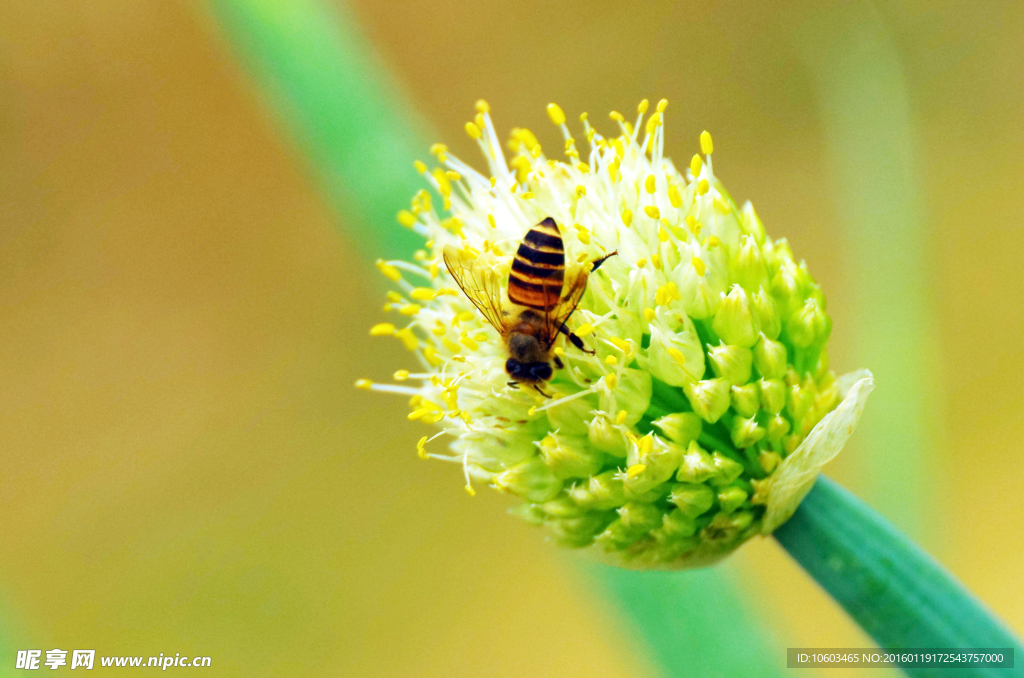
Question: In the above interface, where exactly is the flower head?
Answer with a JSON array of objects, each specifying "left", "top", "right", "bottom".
[{"left": 360, "top": 99, "right": 872, "bottom": 569}]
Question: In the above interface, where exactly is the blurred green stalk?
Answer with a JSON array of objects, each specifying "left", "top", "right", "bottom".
[
  {"left": 203, "top": 1, "right": 784, "bottom": 676},
  {"left": 776, "top": 477, "right": 1023, "bottom": 677}
]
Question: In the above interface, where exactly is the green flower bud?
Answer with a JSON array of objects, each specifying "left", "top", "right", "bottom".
[
  {"left": 537, "top": 494, "right": 587, "bottom": 519},
  {"left": 599, "top": 368, "right": 652, "bottom": 428},
  {"left": 707, "top": 343, "right": 753, "bottom": 385},
  {"left": 751, "top": 289, "right": 782, "bottom": 339},
  {"left": 568, "top": 470, "right": 627, "bottom": 510},
  {"left": 710, "top": 452, "right": 744, "bottom": 487},
  {"left": 646, "top": 324, "right": 705, "bottom": 387},
  {"left": 670, "top": 482, "right": 715, "bottom": 518},
  {"left": 753, "top": 333, "right": 788, "bottom": 379},
  {"left": 494, "top": 456, "right": 562, "bottom": 502},
  {"left": 770, "top": 261, "right": 804, "bottom": 318},
  {"left": 596, "top": 502, "right": 664, "bottom": 550},
  {"left": 787, "top": 374, "right": 817, "bottom": 425},
  {"left": 539, "top": 433, "right": 605, "bottom": 480},
  {"left": 758, "top": 450, "right": 781, "bottom": 474},
  {"left": 652, "top": 412, "right": 703, "bottom": 446},
  {"left": 545, "top": 390, "right": 597, "bottom": 436},
  {"left": 676, "top": 440, "right": 717, "bottom": 483},
  {"left": 675, "top": 243, "right": 727, "bottom": 319},
  {"left": 766, "top": 414, "right": 791, "bottom": 446},
  {"left": 730, "top": 383, "right": 760, "bottom": 418},
  {"left": 731, "top": 234, "right": 769, "bottom": 291},
  {"left": 729, "top": 414, "right": 766, "bottom": 449},
  {"left": 787, "top": 297, "right": 832, "bottom": 348},
  {"left": 717, "top": 485, "right": 748, "bottom": 514},
  {"left": 548, "top": 511, "right": 616, "bottom": 547},
  {"left": 703, "top": 510, "right": 755, "bottom": 543},
  {"left": 758, "top": 377, "right": 786, "bottom": 414},
  {"left": 712, "top": 284, "right": 759, "bottom": 348},
  {"left": 624, "top": 436, "right": 684, "bottom": 495},
  {"left": 740, "top": 202, "right": 766, "bottom": 246},
  {"left": 588, "top": 414, "right": 629, "bottom": 457},
  {"left": 683, "top": 378, "right": 732, "bottom": 423},
  {"left": 660, "top": 508, "right": 699, "bottom": 538}
]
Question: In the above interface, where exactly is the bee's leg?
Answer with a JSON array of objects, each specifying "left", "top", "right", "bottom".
[
  {"left": 559, "top": 322, "right": 596, "bottom": 355},
  {"left": 591, "top": 250, "right": 618, "bottom": 271},
  {"left": 553, "top": 355, "right": 565, "bottom": 370},
  {"left": 533, "top": 385, "right": 553, "bottom": 399},
  {"left": 507, "top": 381, "right": 520, "bottom": 389}
]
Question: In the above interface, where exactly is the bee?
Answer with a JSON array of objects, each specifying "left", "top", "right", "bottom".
[{"left": 443, "top": 217, "right": 615, "bottom": 393}]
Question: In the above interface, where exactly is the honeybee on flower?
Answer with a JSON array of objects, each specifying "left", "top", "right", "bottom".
[{"left": 358, "top": 98, "right": 872, "bottom": 569}]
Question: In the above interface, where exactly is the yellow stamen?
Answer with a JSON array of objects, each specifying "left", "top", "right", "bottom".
[
  {"left": 668, "top": 183, "right": 683, "bottom": 208},
  {"left": 399, "top": 304, "right": 421, "bottom": 316},
  {"left": 370, "top": 323, "right": 396, "bottom": 336},
  {"left": 622, "top": 209, "right": 633, "bottom": 228},
  {"left": 627, "top": 464, "right": 646, "bottom": 479},
  {"left": 394, "top": 328, "right": 418, "bottom": 351},
  {"left": 656, "top": 98, "right": 668, "bottom": 113},
  {"left": 643, "top": 308, "right": 657, "bottom": 322},
  {"left": 475, "top": 99, "right": 490, "bottom": 113},
  {"left": 397, "top": 210, "right": 417, "bottom": 228},
  {"left": 700, "top": 130, "right": 714, "bottom": 155},
  {"left": 355, "top": 379, "right": 373, "bottom": 390},
  {"left": 639, "top": 434, "right": 654, "bottom": 457},
  {"left": 410, "top": 287, "right": 436, "bottom": 301},
  {"left": 413, "top": 160, "right": 427, "bottom": 174},
  {"left": 668, "top": 348, "right": 687, "bottom": 366},
  {"left": 394, "top": 369, "right": 410, "bottom": 381},
  {"left": 416, "top": 436, "right": 429, "bottom": 459},
  {"left": 616, "top": 410, "right": 628, "bottom": 425},
  {"left": 605, "top": 372, "right": 618, "bottom": 390},
  {"left": 605, "top": 355, "right": 618, "bottom": 366},
  {"left": 690, "top": 154, "right": 702, "bottom": 177},
  {"left": 692, "top": 256, "right": 706, "bottom": 277},
  {"left": 575, "top": 323, "right": 595, "bottom": 337},
  {"left": 651, "top": 253, "right": 663, "bottom": 269},
  {"left": 547, "top": 103, "right": 566, "bottom": 126},
  {"left": 698, "top": 179, "right": 710, "bottom": 195},
  {"left": 464, "top": 485, "right": 476, "bottom": 497},
  {"left": 645, "top": 175, "right": 656, "bottom": 193},
  {"left": 644, "top": 205, "right": 661, "bottom": 220},
  {"left": 487, "top": 214, "right": 496, "bottom": 228},
  {"left": 375, "top": 259, "right": 402, "bottom": 282}
]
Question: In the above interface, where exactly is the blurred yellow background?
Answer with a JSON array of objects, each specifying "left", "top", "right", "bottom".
[{"left": 0, "top": 0, "right": 1021, "bottom": 676}]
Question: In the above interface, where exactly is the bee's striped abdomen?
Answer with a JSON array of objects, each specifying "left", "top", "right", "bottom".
[{"left": 507, "top": 217, "right": 565, "bottom": 311}]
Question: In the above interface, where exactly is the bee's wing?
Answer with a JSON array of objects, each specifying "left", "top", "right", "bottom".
[
  {"left": 442, "top": 245, "right": 511, "bottom": 333},
  {"left": 544, "top": 265, "right": 591, "bottom": 348}
]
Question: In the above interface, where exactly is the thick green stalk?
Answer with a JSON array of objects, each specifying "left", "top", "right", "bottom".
[
  {"left": 203, "top": 2, "right": 787, "bottom": 676},
  {"left": 775, "top": 476, "right": 1022, "bottom": 676}
]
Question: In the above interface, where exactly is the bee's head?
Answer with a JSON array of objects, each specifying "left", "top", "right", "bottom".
[{"left": 505, "top": 359, "right": 553, "bottom": 383}]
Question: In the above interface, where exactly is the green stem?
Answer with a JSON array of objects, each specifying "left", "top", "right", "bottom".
[{"left": 775, "top": 476, "right": 1022, "bottom": 676}]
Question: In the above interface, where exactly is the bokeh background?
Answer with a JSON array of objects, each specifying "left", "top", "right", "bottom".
[{"left": 0, "top": 0, "right": 1021, "bottom": 675}]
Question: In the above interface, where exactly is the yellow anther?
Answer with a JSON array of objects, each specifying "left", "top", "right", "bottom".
[
  {"left": 645, "top": 112, "right": 661, "bottom": 135},
  {"left": 386, "top": 291, "right": 402, "bottom": 303},
  {"left": 658, "top": 225, "right": 670, "bottom": 243},
  {"left": 407, "top": 408, "right": 432, "bottom": 421},
  {"left": 422, "top": 346, "right": 442, "bottom": 366},
  {"left": 605, "top": 372, "right": 618, "bottom": 390},
  {"left": 668, "top": 184, "right": 683, "bottom": 208},
  {"left": 575, "top": 323, "right": 595, "bottom": 337},
  {"left": 464, "top": 485, "right": 476, "bottom": 497},
  {"left": 577, "top": 229, "right": 590, "bottom": 245},
  {"left": 575, "top": 185, "right": 587, "bottom": 198},
  {"left": 639, "top": 434, "right": 654, "bottom": 457},
  {"left": 487, "top": 214, "right": 496, "bottom": 229},
  {"left": 609, "top": 337, "right": 630, "bottom": 354},
  {"left": 667, "top": 347, "right": 687, "bottom": 366},
  {"left": 605, "top": 355, "right": 618, "bottom": 366},
  {"left": 416, "top": 436, "right": 429, "bottom": 459},
  {"left": 698, "top": 179, "right": 710, "bottom": 195},
  {"left": 432, "top": 168, "right": 452, "bottom": 197},
  {"left": 707, "top": 235, "right": 721, "bottom": 248},
  {"left": 686, "top": 215, "right": 701, "bottom": 236},
  {"left": 410, "top": 287, "right": 436, "bottom": 301},
  {"left": 456, "top": 311, "right": 476, "bottom": 323},
  {"left": 714, "top": 197, "right": 732, "bottom": 214},
  {"left": 692, "top": 256, "right": 706, "bottom": 277},
  {"left": 650, "top": 253, "right": 663, "bottom": 269},
  {"left": 399, "top": 304, "right": 421, "bottom": 316},
  {"left": 370, "top": 323, "right": 396, "bottom": 336},
  {"left": 655, "top": 282, "right": 680, "bottom": 306},
  {"left": 644, "top": 205, "right": 661, "bottom": 220},
  {"left": 473, "top": 333, "right": 488, "bottom": 342},
  {"left": 475, "top": 99, "right": 490, "bottom": 113},
  {"left": 393, "top": 369, "right": 410, "bottom": 381},
  {"left": 397, "top": 210, "right": 417, "bottom": 228},
  {"left": 622, "top": 209, "right": 633, "bottom": 228},
  {"left": 547, "top": 103, "right": 566, "bottom": 126},
  {"left": 409, "top": 394, "right": 423, "bottom": 407},
  {"left": 690, "top": 154, "right": 702, "bottom": 177},
  {"left": 442, "top": 337, "right": 461, "bottom": 353},
  {"left": 609, "top": 111, "right": 624, "bottom": 122},
  {"left": 382, "top": 303, "right": 394, "bottom": 312},
  {"left": 413, "top": 160, "right": 427, "bottom": 174},
  {"left": 576, "top": 252, "right": 589, "bottom": 263},
  {"left": 430, "top": 143, "right": 448, "bottom": 161},
  {"left": 657, "top": 98, "right": 669, "bottom": 112},
  {"left": 635, "top": 258, "right": 647, "bottom": 268},
  {"left": 528, "top": 406, "right": 538, "bottom": 416},
  {"left": 521, "top": 191, "right": 534, "bottom": 200},
  {"left": 355, "top": 378, "right": 373, "bottom": 390},
  {"left": 623, "top": 121, "right": 634, "bottom": 136},
  {"left": 394, "top": 328, "right": 418, "bottom": 351},
  {"left": 643, "top": 308, "right": 657, "bottom": 322},
  {"left": 375, "top": 259, "right": 402, "bottom": 282},
  {"left": 638, "top": 99, "right": 650, "bottom": 114},
  {"left": 428, "top": 263, "right": 439, "bottom": 278},
  {"left": 446, "top": 170, "right": 462, "bottom": 182},
  {"left": 615, "top": 410, "right": 628, "bottom": 425},
  {"left": 626, "top": 464, "right": 647, "bottom": 479},
  {"left": 576, "top": 162, "right": 590, "bottom": 173},
  {"left": 554, "top": 347, "right": 566, "bottom": 357},
  {"left": 700, "top": 130, "right": 714, "bottom": 155},
  {"left": 465, "top": 121, "right": 482, "bottom": 140},
  {"left": 460, "top": 335, "right": 479, "bottom": 351},
  {"left": 645, "top": 175, "right": 657, "bottom": 194}
]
